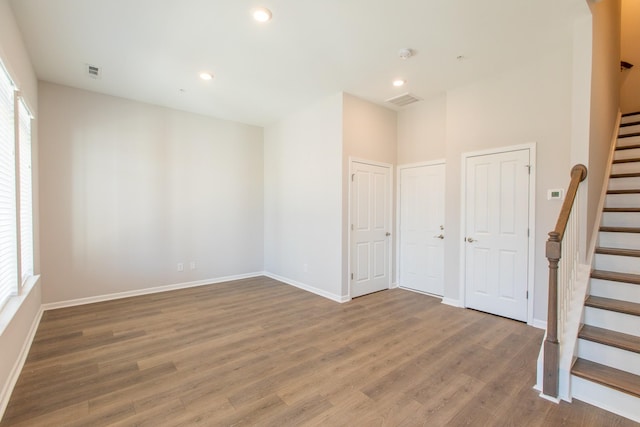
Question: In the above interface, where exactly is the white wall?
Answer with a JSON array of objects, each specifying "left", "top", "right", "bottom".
[
  {"left": 397, "top": 93, "right": 447, "bottom": 165},
  {"left": 620, "top": 0, "right": 640, "bottom": 113},
  {"left": 342, "top": 94, "right": 397, "bottom": 295},
  {"left": 587, "top": 0, "right": 621, "bottom": 250},
  {"left": 0, "top": 0, "right": 41, "bottom": 416},
  {"left": 263, "top": 93, "right": 344, "bottom": 300},
  {"left": 38, "top": 82, "right": 264, "bottom": 304},
  {"left": 397, "top": 41, "right": 575, "bottom": 324}
]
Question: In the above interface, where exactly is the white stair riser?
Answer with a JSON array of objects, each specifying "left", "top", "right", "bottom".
[
  {"left": 611, "top": 162, "right": 640, "bottom": 175},
  {"left": 598, "top": 232, "right": 640, "bottom": 250},
  {"left": 619, "top": 124, "right": 640, "bottom": 135},
  {"left": 615, "top": 148, "right": 640, "bottom": 160},
  {"left": 618, "top": 135, "right": 640, "bottom": 147},
  {"left": 590, "top": 278, "right": 640, "bottom": 304},
  {"left": 621, "top": 114, "right": 640, "bottom": 125},
  {"left": 577, "top": 339, "right": 640, "bottom": 376},
  {"left": 608, "top": 177, "right": 640, "bottom": 191},
  {"left": 594, "top": 253, "right": 640, "bottom": 275},
  {"left": 571, "top": 375, "right": 640, "bottom": 423},
  {"left": 583, "top": 306, "right": 640, "bottom": 337},
  {"left": 605, "top": 193, "right": 640, "bottom": 207},
  {"left": 601, "top": 212, "right": 640, "bottom": 227}
]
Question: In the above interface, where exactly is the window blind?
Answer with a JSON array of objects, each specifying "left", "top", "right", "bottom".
[
  {"left": 18, "top": 98, "right": 33, "bottom": 283},
  {"left": 0, "top": 66, "right": 17, "bottom": 310}
]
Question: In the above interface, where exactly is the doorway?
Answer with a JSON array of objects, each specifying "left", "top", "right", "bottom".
[
  {"left": 398, "top": 162, "right": 445, "bottom": 296},
  {"left": 461, "top": 145, "right": 535, "bottom": 322},
  {"left": 350, "top": 159, "right": 392, "bottom": 298}
]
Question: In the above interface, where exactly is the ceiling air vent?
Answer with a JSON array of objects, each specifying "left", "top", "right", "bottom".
[
  {"left": 86, "top": 64, "right": 101, "bottom": 79},
  {"left": 386, "top": 92, "right": 421, "bottom": 107}
]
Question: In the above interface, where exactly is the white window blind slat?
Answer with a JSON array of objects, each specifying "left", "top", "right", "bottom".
[{"left": 0, "top": 65, "right": 17, "bottom": 310}]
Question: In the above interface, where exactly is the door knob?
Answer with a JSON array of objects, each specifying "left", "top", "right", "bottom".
[
  {"left": 434, "top": 234, "right": 444, "bottom": 239},
  {"left": 466, "top": 237, "right": 476, "bottom": 243},
  {"left": 386, "top": 232, "right": 391, "bottom": 236}
]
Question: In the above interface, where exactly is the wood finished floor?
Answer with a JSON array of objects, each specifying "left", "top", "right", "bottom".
[{"left": 1, "top": 277, "right": 637, "bottom": 426}]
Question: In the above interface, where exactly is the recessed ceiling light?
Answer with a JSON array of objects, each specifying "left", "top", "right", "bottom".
[
  {"left": 253, "top": 7, "right": 272, "bottom": 22},
  {"left": 199, "top": 72, "right": 213, "bottom": 81},
  {"left": 393, "top": 79, "right": 406, "bottom": 87}
]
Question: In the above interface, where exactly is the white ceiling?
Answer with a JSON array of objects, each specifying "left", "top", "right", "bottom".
[{"left": 9, "top": 0, "right": 587, "bottom": 126}]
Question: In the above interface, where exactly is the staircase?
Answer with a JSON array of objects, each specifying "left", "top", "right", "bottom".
[{"left": 570, "top": 111, "right": 640, "bottom": 422}]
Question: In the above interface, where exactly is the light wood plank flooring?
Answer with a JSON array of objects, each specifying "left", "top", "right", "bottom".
[{"left": 1, "top": 276, "right": 636, "bottom": 426}]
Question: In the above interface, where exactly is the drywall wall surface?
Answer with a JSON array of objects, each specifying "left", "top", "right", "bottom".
[
  {"left": 620, "top": 0, "right": 640, "bottom": 113},
  {"left": 38, "top": 82, "right": 264, "bottom": 303},
  {"left": 587, "top": 0, "right": 621, "bottom": 252},
  {"left": 0, "top": 0, "right": 41, "bottom": 418},
  {"left": 342, "top": 93, "right": 397, "bottom": 295},
  {"left": 444, "top": 44, "right": 573, "bottom": 324},
  {"left": 264, "top": 93, "right": 343, "bottom": 299},
  {"left": 397, "top": 93, "right": 447, "bottom": 165}
]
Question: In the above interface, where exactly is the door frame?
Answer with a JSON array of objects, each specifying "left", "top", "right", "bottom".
[
  {"left": 348, "top": 157, "right": 394, "bottom": 299},
  {"left": 396, "top": 159, "right": 446, "bottom": 292},
  {"left": 459, "top": 143, "right": 536, "bottom": 325}
]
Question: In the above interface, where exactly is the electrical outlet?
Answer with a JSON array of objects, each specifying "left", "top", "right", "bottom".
[
  {"left": 177, "top": 263, "right": 184, "bottom": 272},
  {"left": 190, "top": 261, "right": 196, "bottom": 270}
]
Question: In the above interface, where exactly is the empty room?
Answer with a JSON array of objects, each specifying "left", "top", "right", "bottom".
[{"left": 0, "top": 0, "right": 639, "bottom": 425}]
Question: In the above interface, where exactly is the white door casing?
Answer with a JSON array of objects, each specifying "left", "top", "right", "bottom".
[
  {"left": 399, "top": 162, "right": 445, "bottom": 296},
  {"left": 463, "top": 148, "right": 531, "bottom": 322},
  {"left": 350, "top": 160, "right": 392, "bottom": 298}
]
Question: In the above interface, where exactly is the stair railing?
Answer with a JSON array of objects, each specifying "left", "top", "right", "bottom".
[{"left": 543, "top": 164, "right": 588, "bottom": 398}]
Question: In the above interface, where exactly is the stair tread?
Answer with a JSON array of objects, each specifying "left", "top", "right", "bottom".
[
  {"left": 610, "top": 173, "right": 640, "bottom": 178},
  {"left": 585, "top": 296, "right": 640, "bottom": 316},
  {"left": 620, "top": 121, "right": 640, "bottom": 128},
  {"left": 603, "top": 207, "right": 640, "bottom": 212},
  {"left": 591, "top": 270, "right": 640, "bottom": 284},
  {"left": 607, "top": 189, "right": 640, "bottom": 194},
  {"left": 595, "top": 248, "right": 640, "bottom": 258},
  {"left": 613, "top": 157, "right": 640, "bottom": 163},
  {"left": 600, "top": 226, "right": 640, "bottom": 233},
  {"left": 616, "top": 144, "right": 640, "bottom": 151},
  {"left": 618, "top": 133, "right": 640, "bottom": 139},
  {"left": 572, "top": 358, "right": 640, "bottom": 398},
  {"left": 579, "top": 325, "right": 640, "bottom": 354}
]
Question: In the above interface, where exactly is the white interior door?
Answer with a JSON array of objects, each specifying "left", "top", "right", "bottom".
[
  {"left": 399, "top": 163, "right": 445, "bottom": 296},
  {"left": 464, "top": 149, "right": 530, "bottom": 321},
  {"left": 351, "top": 161, "right": 391, "bottom": 298}
]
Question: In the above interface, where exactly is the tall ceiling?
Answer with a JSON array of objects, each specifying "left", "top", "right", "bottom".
[{"left": 9, "top": 0, "right": 587, "bottom": 126}]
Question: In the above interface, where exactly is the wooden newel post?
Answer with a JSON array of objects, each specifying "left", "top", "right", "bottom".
[{"left": 544, "top": 231, "right": 561, "bottom": 397}]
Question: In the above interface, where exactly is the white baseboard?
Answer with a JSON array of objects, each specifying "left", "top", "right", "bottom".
[
  {"left": 532, "top": 319, "right": 547, "bottom": 330},
  {"left": 0, "top": 305, "right": 43, "bottom": 420},
  {"left": 441, "top": 297, "right": 462, "bottom": 308},
  {"left": 42, "top": 272, "right": 265, "bottom": 311},
  {"left": 263, "top": 272, "right": 349, "bottom": 303}
]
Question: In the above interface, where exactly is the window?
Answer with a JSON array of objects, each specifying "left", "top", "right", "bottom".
[
  {"left": 0, "top": 61, "right": 34, "bottom": 312},
  {"left": 18, "top": 98, "right": 33, "bottom": 282}
]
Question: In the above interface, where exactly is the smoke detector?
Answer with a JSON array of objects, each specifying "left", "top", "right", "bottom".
[{"left": 398, "top": 48, "right": 413, "bottom": 60}]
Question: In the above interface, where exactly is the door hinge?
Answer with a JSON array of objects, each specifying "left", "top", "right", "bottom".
[
  {"left": 527, "top": 228, "right": 530, "bottom": 237},
  {"left": 526, "top": 165, "right": 531, "bottom": 174},
  {"left": 351, "top": 224, "right": 354, "bottom": 230},
  {"left": 351, "top": 173, "right": 355, "bottom": 182},
  {"left": 351, "top": 273, "right": 354, "bottom": 280},
  {"left": 526, "top": 291, "right": 529, "bottom": 299}
]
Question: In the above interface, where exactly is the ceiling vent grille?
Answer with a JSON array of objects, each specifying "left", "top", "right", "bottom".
[
  {"left": 86, "top": 64, "right": 101, "bottom": 79},
  {"left": 385, "top": 92, "right": 421, "bottom": 107}
]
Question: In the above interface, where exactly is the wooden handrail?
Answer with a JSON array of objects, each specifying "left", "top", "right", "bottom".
[{"left": 543, "top": 164, "right": 587, "bottom": 398}]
